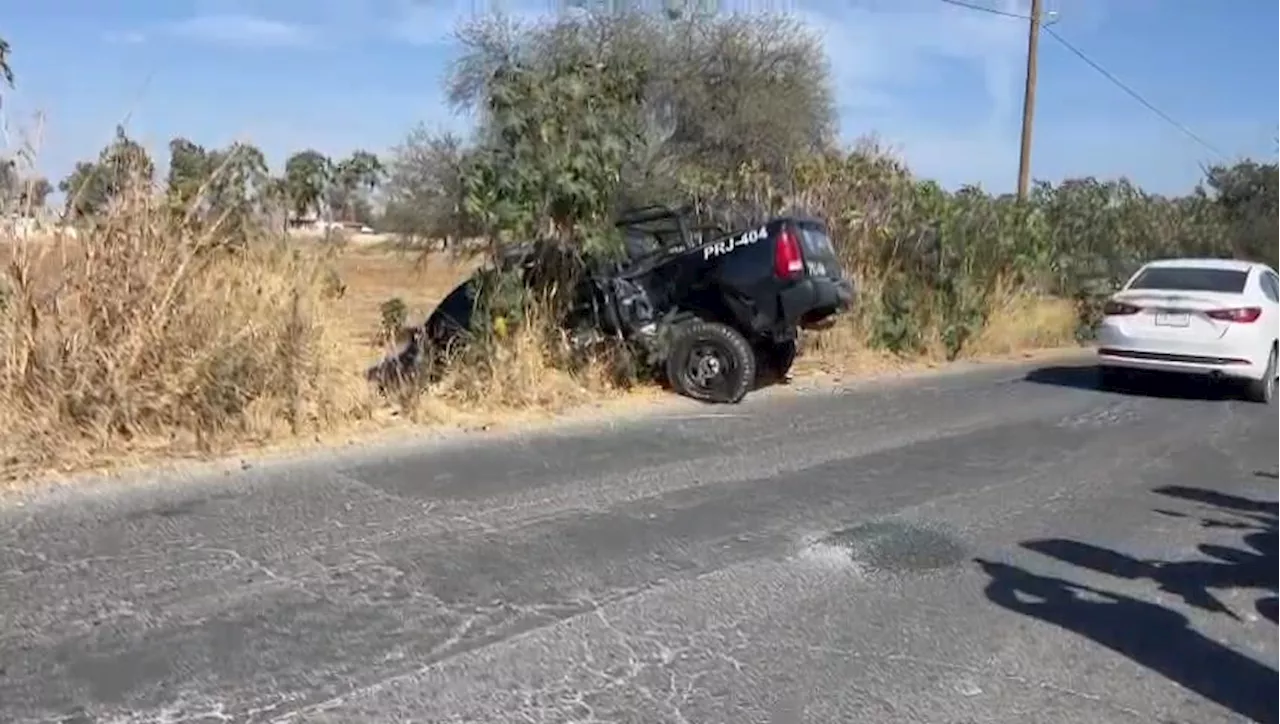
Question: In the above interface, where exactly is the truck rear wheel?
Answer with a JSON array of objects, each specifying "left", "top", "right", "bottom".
[{"left": 666, "top": 320, "right": 756, "bottom": 404}]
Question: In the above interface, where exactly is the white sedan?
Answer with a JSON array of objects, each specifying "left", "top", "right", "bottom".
[{"left": 1095, "top": 258, "right": 1279, "bottom": 403}]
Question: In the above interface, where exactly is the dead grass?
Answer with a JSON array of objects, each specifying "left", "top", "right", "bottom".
[
  {"left": 0, "top": 215, "right": 373, "bottom": 478},
  {"left": 964, "top": 281, "right": 1079, "bottom": 357},
  {"left": 0, "top": 202, "right": 1079, "bottom": 482},
  {"left": 331, "top": 246, "right": 480, "bottom": 349}
]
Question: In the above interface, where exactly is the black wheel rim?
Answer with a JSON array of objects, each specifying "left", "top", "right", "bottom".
[{"left": 681, "top": 341, "right": 737, "bottom": 398}]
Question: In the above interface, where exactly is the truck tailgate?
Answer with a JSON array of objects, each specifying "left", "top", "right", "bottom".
[{"left": 795, "top": 221, "right": 844, "bottom": 280}]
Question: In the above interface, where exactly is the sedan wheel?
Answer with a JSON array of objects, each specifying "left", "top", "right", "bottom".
[{"left": 1244, "top": 346, "right": 1277, "bottom": 404}]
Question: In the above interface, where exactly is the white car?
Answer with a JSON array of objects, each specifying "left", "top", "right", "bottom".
[{"left": 1096, "top": 257, "right": 1279, "bottom": 403}]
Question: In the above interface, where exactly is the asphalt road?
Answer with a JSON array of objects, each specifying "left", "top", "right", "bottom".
[{"left": 2, "top": 354, "right": 1276, "bottom": 724}]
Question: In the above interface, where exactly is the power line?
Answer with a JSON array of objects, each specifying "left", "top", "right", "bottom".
[
  {"left": 1042, "top": 26, "right": 1226, "bottom": 158},
  {"left": 936, "top": 0, "right": 1025, "bottom": 20},
  {"left": 934, "top": 0, "right": 1227, "bottom": 160}
]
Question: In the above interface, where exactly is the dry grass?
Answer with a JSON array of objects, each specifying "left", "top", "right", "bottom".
[
  {"left": 331, "top": 246, "right": 479, "bottom": 349},
  {"left": 964, "top": 282, "right": 1079, "bottom": 357},
  {"left": 0, "top": 218, "right": 373, "bottom": 478},
  {"left": 0, "top": 198, "right": 1078, "bottom": 482},
  {"left": 0, "top": 209, "right": 636, "bottom": 479}
]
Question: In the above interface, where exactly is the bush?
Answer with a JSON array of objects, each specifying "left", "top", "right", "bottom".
[{"left": 378, "top": 297, "right": 408, "bottom": 344}]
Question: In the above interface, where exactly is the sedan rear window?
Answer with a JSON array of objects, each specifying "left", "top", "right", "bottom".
[{"left": 1127, "top": 267, "right": 1249, "bottom": 293}]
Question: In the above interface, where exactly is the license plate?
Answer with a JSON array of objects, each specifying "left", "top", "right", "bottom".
[{"left": 1155, "top": 313, "right": 1190, "bottom": 327}]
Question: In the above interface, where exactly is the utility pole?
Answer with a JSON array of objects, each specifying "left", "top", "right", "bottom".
[{"left": 1016, "top": 0, "right": 1043, "bottom": 201}]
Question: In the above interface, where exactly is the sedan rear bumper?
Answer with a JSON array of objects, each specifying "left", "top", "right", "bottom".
[
  {"left": 1096, "top": 318, "right": 1268, "bottom": 380},
  {"left": 1096, "top": 347, "right": 1264, "bottom": 380}
]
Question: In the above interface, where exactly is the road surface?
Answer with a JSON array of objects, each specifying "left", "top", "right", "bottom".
[{"left": 2, "top": 355, "right": 1276, "bottom": 724}]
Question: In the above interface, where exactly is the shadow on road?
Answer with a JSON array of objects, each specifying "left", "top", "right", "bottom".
[
  {"left": 1024, "top": 364, "right": 1239, "bottom": 401},
  {"left": 977, "top": 482, "right": 1278, "bottom": 724}
]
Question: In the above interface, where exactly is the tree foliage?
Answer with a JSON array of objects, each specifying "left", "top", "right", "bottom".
[
  {"left": 283, "top": 150, "right": 333, "bottom": 220},
  {"left": 0, "top": 159, "right": 51, "bottom": 213},
  {"left": 330, "top": 150, "right": 385, "bottom": 224},
  {"left": 381, "top": 128, "right": 477, "bottom": 243},
  {"left": 59, "top": 126, "right": 155, "bottom": 218},
  {"left": 58, "top": 134, "right": 393, "bottom": 240}
]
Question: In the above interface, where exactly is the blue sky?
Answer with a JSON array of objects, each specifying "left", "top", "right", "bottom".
[{"left": 4, "top": 0, "right": 1277, "bottom": 196}]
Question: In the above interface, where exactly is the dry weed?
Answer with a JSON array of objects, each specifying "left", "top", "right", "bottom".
[
  {"left": 394, "top": 297, "right": 638, "bottom": 425},
  {"left": 964, "top": 277, "right": 1078, "bottom": 357},
  {"left": 0, "top": 190, "right": 375, "bottom": 477}
]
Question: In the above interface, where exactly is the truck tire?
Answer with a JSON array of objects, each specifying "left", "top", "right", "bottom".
[{"left": 666, "top": 320, "right": 756, "bottom": 404}]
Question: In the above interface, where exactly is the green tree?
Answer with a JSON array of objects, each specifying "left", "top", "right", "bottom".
[
  {"left": 206, "top": 142, "right": 270, "bottom": 239},
  {"left": 330, "top": 150, "right": 384, "bottom": 223},
  {"left": 382, "top": 128, "right": 478, "bottom": 246},
  {"left": 0, "top": 158, "right": 17, "bottom": 209},
  {"left": 166, "top": 137, "right": 214, "bottom": 211},
  {"left": 18, "top": 176, "right": 51, "bottom": 210},
  {"left": 59, "top": 161, "right": 106, "bottom": 218},
  {"left": 459, "top": 33, "right": 650, "bottom": 249},
  {"left": 60, "top": 126, "right": 154, "bottom": 218},
  {"left": 447, "top": 10, "right": 834, "bottom": 197},
  {"left": 1202, "top": 160, "right": 1279, "bottom": 267},
  {"left": 283, "top": 150, "right": 332, "bottom": 221}
]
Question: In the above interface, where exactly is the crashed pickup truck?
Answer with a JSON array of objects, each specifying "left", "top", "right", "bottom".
[{"left": 370, "top": 204, "right": 855, "bottom": 404}]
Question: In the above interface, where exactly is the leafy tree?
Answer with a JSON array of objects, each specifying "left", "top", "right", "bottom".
[
  {"left": 283, "top": 150, "right": 332, "bottom": 221},
  {"left": 382, "top": 127, "right": 478, "bottom": 246},
  {"left": 1202, "top": 160, "right": 1278, "bottom": 267},
  {"left": 206, "top": 142, "right": 270, "bottom": 238},
  {"left": 166, "top": 137, "right": 214, "bottom": 211},
  {"left": 0, "top": 158, "right": 17, "bottom": 208},
  {"left": 460, "top": 48, "right": 650, "bottom": 248},
  {"left": 18, "top": 176, "right": 51, "bottom": 210},
  {"left": 59, "top": 126, "right": 154, "bottom": 218},
  {"left": 59, "top": 162, "right": 106, "bottom": 218},
  {"left": 447, "top": 10, "right": 835, "bottom": 200},
  {"left": 330, "top": 150, "right": 384, "bottom": 223}
]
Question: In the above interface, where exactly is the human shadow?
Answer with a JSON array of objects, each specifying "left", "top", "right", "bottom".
[
  {"left": 978, "top": 484, "right": 1278, "bottom": 723},
  {"left": 1024, "top": 364, "right": 1238, "bottom": 401},
  {"left": 977, "top": 559, "right": 1277, "bottom": 723},
  {"left": 1156, "top": 483, "right": 1279, "bottom": 516},
  {"left": 1020, "top": 533, "right": 1275, "bottom": 620}
]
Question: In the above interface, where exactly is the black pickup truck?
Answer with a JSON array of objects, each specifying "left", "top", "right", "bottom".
[{"left": 373, "top": 204, "right": 855, "bottom": 404}]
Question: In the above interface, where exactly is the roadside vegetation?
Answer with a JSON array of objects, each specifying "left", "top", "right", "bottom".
[{"left": 0, "top": 12, "right": 1275, "bottom": 477}]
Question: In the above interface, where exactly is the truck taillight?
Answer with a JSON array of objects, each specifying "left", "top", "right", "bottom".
[
  {"left": 1206, "top": 306, "right": 1262, "bottom": 323},
  {"left": 774, "top": 228, "right": 804, "bottom": 279}
]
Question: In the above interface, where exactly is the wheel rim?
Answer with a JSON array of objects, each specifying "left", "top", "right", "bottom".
[{"left": 681, "top": 341, "right": 737, "bottom": 398}]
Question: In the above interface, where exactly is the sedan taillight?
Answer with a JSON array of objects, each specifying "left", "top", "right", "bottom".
[
  {"left": 1206, "top": 306, "right": 1262, "bottom": 323},
  {"left": 1103, "top": 300, "right": 1141, "bottom": 316}
]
